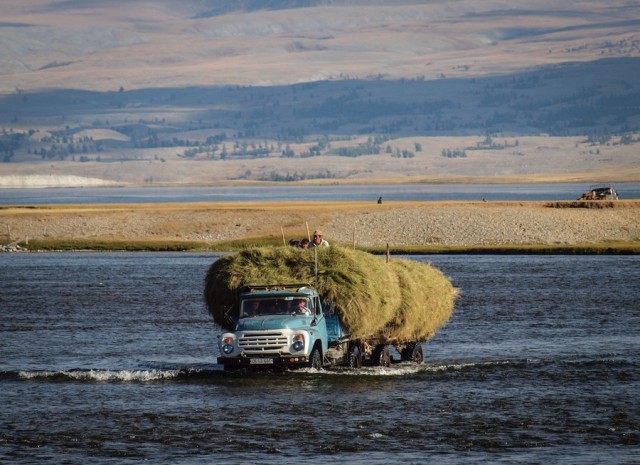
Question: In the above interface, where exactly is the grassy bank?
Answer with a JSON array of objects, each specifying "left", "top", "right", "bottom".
[
  {"left": 24, "top": 238, "right": 207, "bottom": 252},
  {"left": 362, "top": 242, "right": 640, "bottom": 255},
  {"left": 15, "top": 237, "right": 640, "bottom": 254}
]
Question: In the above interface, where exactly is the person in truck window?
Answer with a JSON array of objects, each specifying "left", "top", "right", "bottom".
[
  {"left": 245, "top": 300, "right": 261, "bottom": 317},
  {"left": 280, "top": 299, "right": 294, "bottom": 313},
  {"left": 296, "top": 299, "right": 312, "bottom": 316},
  {"left": 265, "top": 300, "right": 279, "bottom": 314},
  {"left": 309, "top": 230, "right": 329, "bottom": 248}
]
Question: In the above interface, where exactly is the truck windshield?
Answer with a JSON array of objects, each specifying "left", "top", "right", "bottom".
[{"left": 241, "top": 297, "right": 314, "bottom": 317}]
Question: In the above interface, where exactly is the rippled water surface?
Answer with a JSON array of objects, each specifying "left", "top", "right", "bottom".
[{"left": 1, "top": 253, "right": 639, "bottom": 464}]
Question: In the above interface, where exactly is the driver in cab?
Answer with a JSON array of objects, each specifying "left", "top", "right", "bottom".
[{"left": 295, "top": 299, "right": 312, "bottom": 316}]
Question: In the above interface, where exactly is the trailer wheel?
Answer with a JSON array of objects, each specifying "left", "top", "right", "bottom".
[
  {"left": 372, "top": 344, "right": 391, "bottom": 367},
  {"left": 309, "top": 347, "right": 322, "bottom": 370},
  {"left": 401, "top": 343, "right": 424, "bottom": 364},
  {"left": 348, "top": 344, "right": 363, "bottom": 368},
  {"left": 411, "top": 344, "right": 424, "bottom": 364}
]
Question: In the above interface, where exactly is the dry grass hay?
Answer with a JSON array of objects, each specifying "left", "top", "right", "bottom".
[
  {"left": 204, "top": 247, "right": 318, "bottom": 329},
  {"left": 315, "top": 247, "right": 401, "bottom": 339},
  {"left": 385, "top": 259, "right": 458, "bottom": 342},
  {"left": 204, "top": 247, "right": 457, "bottom": 342}
]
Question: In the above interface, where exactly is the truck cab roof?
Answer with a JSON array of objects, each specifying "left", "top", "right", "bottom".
[{"left": 240, "top": 284, "right": 318, "bottom": 299}]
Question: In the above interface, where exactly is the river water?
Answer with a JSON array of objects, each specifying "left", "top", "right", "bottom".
[
  {"left": 1, "top": 182, "right": 639, "bottom": 204},
  {"left": 1, "top": 253, "right": 638, "bottom": 464}
]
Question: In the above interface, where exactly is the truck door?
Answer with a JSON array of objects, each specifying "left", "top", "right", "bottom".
[{"left": 311, "top": 295, "right": 328, "bottom": 354}]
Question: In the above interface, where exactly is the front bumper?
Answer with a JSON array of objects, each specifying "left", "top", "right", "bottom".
[{"left": 218, "top": 355, "right": 309, "bottom": 369}]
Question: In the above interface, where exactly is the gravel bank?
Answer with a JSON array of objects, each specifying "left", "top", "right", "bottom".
[
  {"left": 1, "top": 202, "right": 639, "bottom": 248},
  {"left": 327, "top": 203, "right": 640, "bottom": 246}
]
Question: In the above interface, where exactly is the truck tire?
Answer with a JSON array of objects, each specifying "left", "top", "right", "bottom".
[
  {"left": 411, "top": 343, "right": 424, "bottom": 364},
  {"left": 309, "top": 347, "right": 322, "bottom": 370},
  {"left": 348, "top": 344, "right": 363, "bottom": 368},
  {"left": 372, "top": 344, "right": 391, "bottom": 367},
  {"left": 401, "top": 343, "right": 424, "bottom": 364}
]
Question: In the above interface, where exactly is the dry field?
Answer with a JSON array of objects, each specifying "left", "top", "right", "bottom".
[
  {"left": 2, "top": 131, "right": 639, "bottom": 187},
  {"left": 2, "top": 201, "right": 639, "bottom": 250}
]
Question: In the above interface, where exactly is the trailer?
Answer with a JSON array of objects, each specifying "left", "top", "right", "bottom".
[{"left": 216, "top": 284, "right": 424, "bottom": 371}]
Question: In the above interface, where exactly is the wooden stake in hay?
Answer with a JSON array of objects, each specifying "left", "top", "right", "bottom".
[{"left": 204, "top": 247, "right": 457, "bottom": 343}]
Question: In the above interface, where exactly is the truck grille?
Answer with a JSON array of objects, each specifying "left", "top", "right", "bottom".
[{"left": 239, "top": 332, "right": 288, "bottom": 351}]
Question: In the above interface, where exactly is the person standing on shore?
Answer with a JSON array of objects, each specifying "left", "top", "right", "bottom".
[{"left": 310, "top": 230, "right": 329, "bottom": 248}]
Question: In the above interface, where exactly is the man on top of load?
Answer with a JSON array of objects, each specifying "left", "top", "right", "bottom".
[{"left": 309, "top": 230, "right": 329, "bottom": 248}]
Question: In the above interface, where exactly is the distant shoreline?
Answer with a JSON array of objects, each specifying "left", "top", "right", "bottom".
[{"left": 0, "top": 175, "right": 119, "bottom": 189}]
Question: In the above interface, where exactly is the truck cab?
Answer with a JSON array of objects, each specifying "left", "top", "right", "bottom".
[{"left": 217, "top": 284, "right": 328, "bottom": 370}]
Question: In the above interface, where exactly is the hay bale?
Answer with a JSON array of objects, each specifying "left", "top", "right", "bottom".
[
  {"left": 205, "top": 247, "right": 318, "bottom": 329},
  {"left": 204, "top": 247, "right": 456, "bottom": 342},
  {"left": 314, "top": 247, "right": 401, "bottom": 339},
  {"left": 385, "top": 259, "right": 458, "bottom": 342}
]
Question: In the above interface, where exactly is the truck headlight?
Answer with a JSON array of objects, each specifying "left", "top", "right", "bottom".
[
  {"left": 292, "top": 334, "right": 305, "bottom": 352},
  {"left": 222, "top": 336, "right": 235, "bottom": 354}
]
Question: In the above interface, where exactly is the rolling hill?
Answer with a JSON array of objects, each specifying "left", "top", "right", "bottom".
[{"left": 1, "top": 0, "right": 639, "bottom": 185}]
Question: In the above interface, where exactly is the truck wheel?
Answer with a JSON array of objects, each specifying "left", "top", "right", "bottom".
[
  {"left": 309, "top": 347, "right": 322, "bottom": 370},
  {"left": 411, "top": 343, "right": 424, "bottom": 364},
  {"left": 401, "top": 343, "right": 424, "bottom": 364},
  {"left": 348, "top": 344, "right": 363, "bottom": 368},
  {"left": 372, "top": 344, "right": 391, "bottom": 367}
]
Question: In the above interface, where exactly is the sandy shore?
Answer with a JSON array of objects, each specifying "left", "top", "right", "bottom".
[
  {"left": 0, "top": 175, "right": 119, "bottom": 188},
  {"left": 1, "top": 201, "right": 639, "bottom": 249}
]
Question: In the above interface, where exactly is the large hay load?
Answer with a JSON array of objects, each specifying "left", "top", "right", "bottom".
[{"left": 204, "top": 247, "right": 457, "bottom": 344}]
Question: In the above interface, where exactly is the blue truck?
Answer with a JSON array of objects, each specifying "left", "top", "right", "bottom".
[{"left": 217, "top": 283, "right": 424, "bottom": 370}]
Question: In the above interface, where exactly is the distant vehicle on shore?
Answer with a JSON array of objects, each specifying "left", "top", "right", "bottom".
[{"left": 578, "top": 184, "right": 619, "bottom": 200}]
